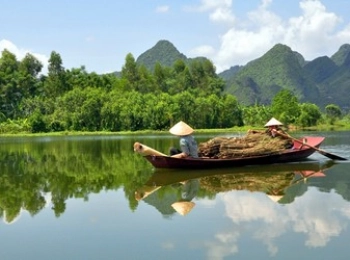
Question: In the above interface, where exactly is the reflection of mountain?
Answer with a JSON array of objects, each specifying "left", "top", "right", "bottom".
[{"left": 136, "top": 161, "right": 335, "bottom": 215}]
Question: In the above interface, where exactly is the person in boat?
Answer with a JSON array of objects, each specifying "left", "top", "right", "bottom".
[
  {"left": 169, "top": 121, "right": 199, "bottom": 158},
  {"left": 249, "top": 117, "right": 294, "bottom": 149},
  {"left": 264, "top": 117, "right": 287, "bottom": 137}
]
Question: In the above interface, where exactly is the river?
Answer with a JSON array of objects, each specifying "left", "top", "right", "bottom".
[{"left": 0, "top": 131, "right": 349, "bottom": 259}]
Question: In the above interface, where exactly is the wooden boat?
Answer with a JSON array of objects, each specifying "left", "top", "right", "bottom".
[{"left": 135, "top": 136, "right": 325, "bottom": 169}]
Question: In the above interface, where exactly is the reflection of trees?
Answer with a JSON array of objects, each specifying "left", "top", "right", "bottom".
[
  {"left": 0, "top": 138, "right": 153, "bottom": 222},
  {"left": 1, "top": 137, "right": 346, "bottom": 223},
  {"left": 0, "top": 151, "right": 47, "bottom": 222}
]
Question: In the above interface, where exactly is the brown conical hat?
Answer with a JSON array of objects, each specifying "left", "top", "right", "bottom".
[
  {"left": 264, "top": 117, "right": 283, "bottom": 127},
  {"left": 171, "top": 201, "right": 195, "bottom": 216},
  {"left": 169, "top": 121, "right": 194, "bottom": 136}
]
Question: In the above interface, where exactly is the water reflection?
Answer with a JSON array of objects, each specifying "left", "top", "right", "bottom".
[
  {"left": 136, "top": 178, "right": 200, "bottom": 216},
  {"left": 0, "top": 136, "right": 153, "bottom": 224},
  {"left": 1, "top": 134, "right": 350, "bottom": 259},
  {"left": 135, "top": 160, "right": 336, "bottom": 217},
  {"left": 211, "top": 163, "right": 350, "bottom": 258}
]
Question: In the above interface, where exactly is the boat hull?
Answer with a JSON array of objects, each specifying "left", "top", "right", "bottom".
[{"left": 142, "top": 136, "right": 325, "bottom": 169}]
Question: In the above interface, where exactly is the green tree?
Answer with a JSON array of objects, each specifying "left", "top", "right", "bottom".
[
  {"left": 28, "top": 109, "right": 47, "bottom": 133},
  {"left": 242, "top": 105, "right": 272, "bottom": 126},
  {"left": 0, "top": 49, "right": 20, "bottom": 118},
  {"left": 18, "top": 53, "right": 43, "bottom": 98},
  {"left": 220, "top": 94, "right": 243, "bottom": 127},
  {"left": 154, "top": 62, "right": 167, "bottom": 92},
  {"left": 173, "top": 91, "right": 195, "bottom": 124},
  {"left": 325, "top": 104, "right": 342, "bottom": 125},
  {"left": 44, "top": 51, "right": 68, "bottom": 97},
  {"left": 297, "top": 103, "right": 322, "bottom": 127},
  {"left": 121, "top": 53, "right": 139, "bottom": 91},
  {"left": 271, "top": 89, "right": 300, "bottom": 125}
]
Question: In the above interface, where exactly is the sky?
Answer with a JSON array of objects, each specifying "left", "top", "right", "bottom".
[{"left": 1, "top": 0, "right": 350, "bottom": 75}]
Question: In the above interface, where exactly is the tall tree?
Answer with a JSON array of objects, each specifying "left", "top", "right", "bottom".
[
  {"left": 325, "top": 104, "right": 341, "bottom": 125},
  {"left": 44, "top": 51, "right": 68, "bottom": 98},
  {"left": 271, "top": 89, "right": 300, "bottom": 125},
  {"left": 18, "top": 53, "right": 43, "bottom": 97},
  {"left": 297, "top": 103, "right": 321, "bottom": 127},
  {"left": 121, "top": 53, "right": 139, "bottom": 91},
  {"left": 0, "top": 49, "right": 20, "bottom": 118}
]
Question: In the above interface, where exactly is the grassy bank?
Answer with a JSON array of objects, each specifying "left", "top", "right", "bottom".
[{"left": 1, "top": 124, "right": 350, "bottom": 138}]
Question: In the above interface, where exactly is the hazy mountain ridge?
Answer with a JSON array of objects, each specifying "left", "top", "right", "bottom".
[{"left": 134, "top": 40, "right": 350, "bottom": 110}]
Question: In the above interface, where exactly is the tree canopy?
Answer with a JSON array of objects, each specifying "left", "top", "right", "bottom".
[{"left": 0, "top": 49, "right": 339, "bottom": 134}]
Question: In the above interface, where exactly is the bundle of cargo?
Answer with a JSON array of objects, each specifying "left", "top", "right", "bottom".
[
  {"left": 197, "top": 136, "right": 231, "bottom": 158},
  {"left": 198, "top": 132, "right": 292, "bottom": 159}
]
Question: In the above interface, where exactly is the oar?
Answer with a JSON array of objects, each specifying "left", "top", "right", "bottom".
[{"left": 275, "top": 131, "right": 347, "bottom": 161}]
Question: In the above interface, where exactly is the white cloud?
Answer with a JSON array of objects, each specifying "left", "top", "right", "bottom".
[
  {"left": 0, "top": 39, "right": 49, "bottom": 75},
  {"left": 212, "top": 188, "right": 350, "bottom": 256},
  {"left": 190, "top": 45, "right": 216, "bottom": 57},
  {"left": 194, "top": 188, "right": 349, "bottom": 258},
  {"left": 188, "top": 0, "right": 235, "bottom": 25},
  {"left": 0, "top": 39, "right": 25, "bottom": 58},
  {"left": 155, "top": 5, "right": 169, "bottom": 13},
  {"left": 191, "top": 0, "right": 350, "bottom": 73}
]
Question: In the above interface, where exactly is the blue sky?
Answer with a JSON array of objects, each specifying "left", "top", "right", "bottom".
[{"left": 1, "top": 0, "right": 350, "bottom": 74}]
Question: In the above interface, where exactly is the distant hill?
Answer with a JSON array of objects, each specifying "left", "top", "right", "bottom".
[
  {"left": 303, "top": 56, "right": 338, "bottom": 84},
  {"left": 318, "top": 49, "right": 350, "bottom": 110},
  {"left": 222, "top": 44, "right": 320, "bottom": 105},
  {"left": 331, "top": 43, "right": 350, "bottom": 66},
  {"left": 136, "top": 40, "right": 187, "bottom": 69},
  {"left": 218, "top": 65, "right": 242, "bottom": 82},
  {"left": 117, "top": 40, "right": 350, "bottom": 110},
  {"left": 135, "top": 40, "right": 213, "bottom": 71}
]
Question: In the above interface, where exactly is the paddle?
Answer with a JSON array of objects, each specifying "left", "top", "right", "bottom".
[{"left": 275, "top": 131, "right": 347, "bottom": 161}]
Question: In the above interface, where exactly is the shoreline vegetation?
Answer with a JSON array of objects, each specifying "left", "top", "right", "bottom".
[{"left": 1, "top": 123, "right": 349, "bottom": 138}]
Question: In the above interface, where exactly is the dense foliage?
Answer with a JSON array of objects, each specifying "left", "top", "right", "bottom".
[{"left": 0, "top": 48, "right": 347, "bottom": 134}]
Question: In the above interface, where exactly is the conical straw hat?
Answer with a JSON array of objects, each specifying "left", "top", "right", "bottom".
[
  {"left": 267, "top": 195, "right": 283, "bottom": 203},
  {"left": 169, "top": 121, "right": 194, "bottom": 136},
  {"left": 264, "top": 117, "right": 283, "bottom": 127},
  {"left": 171, "top": 201, "right": 195, "bottom": 216}
]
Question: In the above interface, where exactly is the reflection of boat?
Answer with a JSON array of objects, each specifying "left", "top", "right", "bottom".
[
  {"left": 135, "top": 137, "right": 325, "bottom": 169},
  {"left": 135, "top": 160, "right": 335, "bottom": 207},
  {"left": 144, "top": 160, "right": 334, "bottom": 187}
]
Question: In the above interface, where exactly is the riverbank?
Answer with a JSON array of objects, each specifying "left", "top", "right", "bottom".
[{"left": 1, "top": 124, "right": 349, "bottom": 137}]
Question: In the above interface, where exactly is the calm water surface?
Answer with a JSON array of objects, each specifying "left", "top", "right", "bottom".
[{"left": 1, "top": 131, "right": 350, "bottom": 260}]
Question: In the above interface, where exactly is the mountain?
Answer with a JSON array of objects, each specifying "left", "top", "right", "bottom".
[
  {"left": 223, "top": 44, "right": 320, "bottom": 105},
  {"left": 331, "top": 43, "right": 350, "bottom": 66},
  {"left": 120, "top": 40, "right": 350, "bottom": 110},
  {"left": 136, "top": 40, "right": 187, "bottom": 69},
  {"left": 317, "top": 50, "right": 350, "bottom": 110},
  {"left": 303, "top": 56, "right": 338, "bottom": 84},
  {"left": 218, "top": 65, "right": 242, "bottom": 82},
  {"left": 136, "top": 40, "right": 213, "bottom": 71}
]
